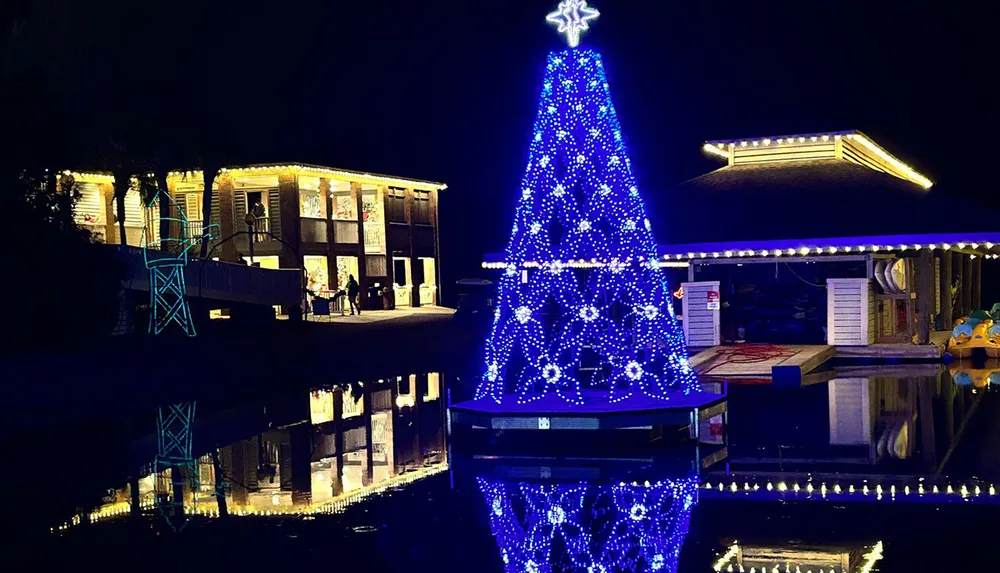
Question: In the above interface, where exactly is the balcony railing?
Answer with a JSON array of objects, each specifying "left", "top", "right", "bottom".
[
  {"left": 333, "top": 220, "right": 359, "bottom": 244},
  {"left": 184, "top": 220, "right": 206, "bottom": 242},
  {"left": 247, "top": 216, "right": 269, "bottom": 243},
  {"left": 300, "top": 217, "right": 328, "bottom": 244}
]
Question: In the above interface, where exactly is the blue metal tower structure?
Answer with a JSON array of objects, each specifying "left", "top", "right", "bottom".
[{"left": 142, "top": 190, "right": 218, "bottom": 529}]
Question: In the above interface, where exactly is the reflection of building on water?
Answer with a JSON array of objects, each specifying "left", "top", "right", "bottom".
[
  {"left": 713, "top": 541, "right": 884, "bottom": 573},
  {"left": 724, "top": 372, "right": 974, "bottom": 470},
  {"left": 479, "top": 478, "right": 698, "bottom": 573},
  {"left": 59, "top": 373, "right": 446, "bottom": 528},
  {"left": 701, "top": 369, "right": 999, "bottom": 503}
]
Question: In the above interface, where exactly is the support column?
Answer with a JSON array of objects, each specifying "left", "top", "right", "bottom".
[
  {"left": 353, "top": 182, "right": 368, "bottom": 310},
  {"left": 413, "top": 375, "right": 423, "bottom": 465},
  {"left": 962, "top": 254, "right": 973, "bottom": 317},
  {"left": 972, "top": 256, "right": 982, "bottom": 310},
  {"left": 952, "top": 253, "right": 963, "bottom": 318},
  {"left": 289, "top": 424, "right": 312, "bottom": 507},
  {"left": 229, "top": 443, "right": 248, "bottom": 507},
  {"left": 938, "top": 251, "right": 953, "bottom": 328},
  {"left": 430, "top": 188, "right": 442, "bottom": 305},
  {"left": 332, "top": 388, "right": 345, "bottom": 496},
  {"left": 99, "top": 182, "right": 116, "bottom": 242},
  {"left": 217, "top": 173, "right": 236, "bottom": 261},
  {"left": 381, "top": 186, "right": 395, "bottom": 310},
  {"left": 278, "top": 170, "right": 302, "bottom": 318},
  {"left": 362, "top": 388, "right": 374, "bottom": 486},
  {"left": 917, "top": 249, "right": 933, "bottom": 345},
  {"left": 390, "top": 377, "right": 400, "bottom": 473},
  {"left": 406, "top": 188, "right": 420, "bottom": 308},
  {"left": 322, "top": 178, "right": 337, "bottom": 291}
]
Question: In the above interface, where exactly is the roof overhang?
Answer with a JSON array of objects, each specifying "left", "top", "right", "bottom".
[{"left": 701, "top": 130, "right": 932, "bottom": 190}]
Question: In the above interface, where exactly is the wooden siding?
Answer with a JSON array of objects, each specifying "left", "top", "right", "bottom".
[
  {"left": 681, "top": 281, "right": 720, "bottom": 347},
  {"left": 827, "top": 378, "right": 871, "bottom": 445},
  {"left": 732, "top": 141, "right": 836, "bottom": 165},
  {"left": 300, "top": 218, "right": 327, "bottom": 243},
  {"left": 366, "top": 254, "right": 387, "bottom": 277},
  {"left": 333, "top": 220, "right": 359, "bottom": 244},
  {"left": 827, "top": 278, "right": 873, "bottom": 346},
  {"left": 267, "top": 189, "right": 282, "bottom": 239},
  {"left": 413, "top": 225, "right": 436, "bottom": 257}
]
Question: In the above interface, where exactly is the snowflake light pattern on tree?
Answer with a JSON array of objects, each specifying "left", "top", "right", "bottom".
[
  {"left": 476, "top": 45, "right": 698, "bottom": 405},
  {"left": 478, "top": 478, "right": 698, "bottom": 573}
]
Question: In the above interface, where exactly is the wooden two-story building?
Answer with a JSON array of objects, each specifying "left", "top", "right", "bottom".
[{"left": 67, "top": 163, "right": 447, "bottom": 311}]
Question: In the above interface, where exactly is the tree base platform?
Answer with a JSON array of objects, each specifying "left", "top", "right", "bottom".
[{"left": 450, "top": 390, "right": 726, "bottom": 432}]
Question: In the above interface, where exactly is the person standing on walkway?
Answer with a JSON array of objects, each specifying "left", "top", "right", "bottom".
[{"left": 346, "top": 274, "right": 361, "bottom": 315}]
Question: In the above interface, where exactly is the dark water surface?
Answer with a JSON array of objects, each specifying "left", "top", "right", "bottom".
[{"left": 19, "top": 364, "right": 999, "bottom": 571}]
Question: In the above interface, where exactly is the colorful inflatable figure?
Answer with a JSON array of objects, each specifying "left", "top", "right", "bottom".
[
  {"left": 949, "top": 307, "right": 1000, "bottom": 358},
  {"left": 949, "top": 362, "right": 1000, "bottom": 388}
]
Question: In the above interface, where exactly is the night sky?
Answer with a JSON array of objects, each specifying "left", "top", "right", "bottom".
[{"left": 7, "top": 0, "right": 992, "bottom": 302}]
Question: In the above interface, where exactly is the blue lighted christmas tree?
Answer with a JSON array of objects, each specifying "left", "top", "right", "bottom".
[
  {"left": 476, "top": 1, "right": 697, "bottom": 405},
  {"left": 478, "top": 477, "right": 698, "bottom": 573}
]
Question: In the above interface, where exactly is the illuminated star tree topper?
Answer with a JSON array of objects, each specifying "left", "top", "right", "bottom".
[{"left": 546, "top": 0, "right": 600, "bottom": 48}]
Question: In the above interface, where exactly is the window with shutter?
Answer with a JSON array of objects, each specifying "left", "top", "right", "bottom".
[
  {"left": 74, "top": 183, "right": 104, "bottom": 225},
  {"left": 124, "top": 190, "right": 145, "bottom": 227},
  {"left": 413, "top": 191, "right": 431, "bottom": 224}
]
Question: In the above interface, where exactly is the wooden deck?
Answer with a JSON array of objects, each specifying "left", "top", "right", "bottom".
[
  {"left": 834, "top": 331, "right": 950, "bottom": 359},
  {"left": 689, "top": 345, "right": 835, "bottom": 382}
]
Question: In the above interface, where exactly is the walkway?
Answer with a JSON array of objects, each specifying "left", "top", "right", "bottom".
[{"left": 302, "top": 305, "right": 454, "bottom": 324}]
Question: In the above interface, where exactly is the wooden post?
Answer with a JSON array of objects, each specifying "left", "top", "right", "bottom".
[
  {"left": 363, "top": 387, "right": 374, "bottom": 485},
  {"left": 406, "top": 188, "right": 420, "bottom": 308},
  {"left": 278, "top": 170, "right": 302, "bottom": 319},
  {"left": 353, "top": 182, "right": 368, "bottom": 310},
  {"left": 430, "top": 188, "right": 442, "bottom": 305},
  {"left": 938, "top": 251, "right": 953, "bottom": 329},
  {"left": 972, "top": 256, "right": 982, "bottom": 310},
  {"left": 289, "top": 424, "right": 312, "bottom": 507},
  {"left": 917, "top": 249, "right": 933, "bottom": 344},
  {"left": 390, "top": 377, "right": 400, "bottom": 474},
  {"left": 321, "top": 178, "right": 337, "bottom": 291},
  {"left": 413, "top": 375, "right": 423, "bottom": 466},
  {"left": 216, "top": 173, "right": 236, "bottom": 261},
  {"left": 962, "top": 254, "right": 973, "bottom": 317},
  {"left": 229, "top": 443, "right": 248, "bottom": 507},
  {"left": 99, "top": 183, "right": 117, "bottom": 243},
  {"left": 332, "top": 388, "right": 344, "bottom": 496},
  {"left": 951, "top": 252, "right": 963, "bottom": 319},
  {"left": 381, "top": 186, "right": 395, "bottom": 310}
]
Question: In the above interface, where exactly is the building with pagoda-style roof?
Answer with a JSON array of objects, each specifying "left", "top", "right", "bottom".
[{"left": 661, "top": 131, "right": 998, "bottom": 354}]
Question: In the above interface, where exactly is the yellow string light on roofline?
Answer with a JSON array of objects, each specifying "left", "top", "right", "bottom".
[
  {"left": 848, "top": 133, "right": 932, "bottom": 189},
  {"left": 485, "top": 237, "right": 999, "bottom": 268},
  {"left": 57, "top": 171, "right": 116, "bottom": 182},
  {"left": 164, "top": 164, "right": 446, "bottom": 191},
  {"left": 699, "top": 479, "right": 995, "bottom": 502},
  {"left": 704, "top": 131, "right": 932, "bottom": 189},
  {"left": 703, "top": 143, "right": 730, "bottom": 159},
  {"left": 52, "top": 465, "right": 448, "bottom": 532}
]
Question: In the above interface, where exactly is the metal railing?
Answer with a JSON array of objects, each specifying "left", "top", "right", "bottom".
[
  {"left": 110, "top": 244, "right": 301, "bottom": 307},
  {"left": 306, "top": 290, "right": 348, "bottom": 321}
]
